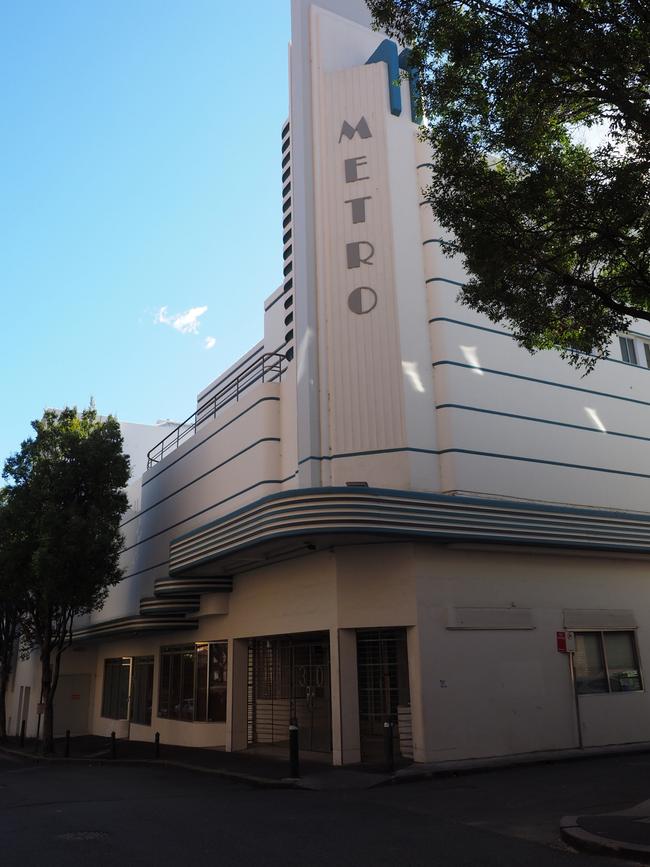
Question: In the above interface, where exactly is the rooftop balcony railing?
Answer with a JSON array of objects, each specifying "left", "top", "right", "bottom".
[{"left": 147, "top": 352, "right": 287, "bottom": 468}]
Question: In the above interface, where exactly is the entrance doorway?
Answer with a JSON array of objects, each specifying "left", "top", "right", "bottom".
[
  {"left": 248, "top": 633, "right": 332, "bottom": 754},
  {"left": 356, "top": 628, "right": 411, "bottom": 762}
]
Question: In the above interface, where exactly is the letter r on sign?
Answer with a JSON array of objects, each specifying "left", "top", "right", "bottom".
[{"left": 347, "top": 242, "right": 375, "bottom": 269}]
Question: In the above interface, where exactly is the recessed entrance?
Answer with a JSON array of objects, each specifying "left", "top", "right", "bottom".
[
  {"left": 357, "top": 628, "right": 411, "bottom": 763},
  {"left": 247, "top": 633, "right": 332, "bottom": 755}
]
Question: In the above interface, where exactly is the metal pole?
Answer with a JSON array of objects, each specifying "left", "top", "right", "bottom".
[
  {"left": 383, "top": 719, "right": 394, "bottom": 773},
  {"left": 65, "top": 729, "right": 70, "bottom": 758},
  {"left": 155, "top": 731, "right": 160, "bottom": 759},
  {"left": 111, "top": 731, "right": 116, "bottom": 759},
  {"left": 569, "top": 652, "right": 584, "bottom": 750},
  {"left": 289, "top": 718, "right": 300, "bottom": 778},
  {"left": 19, "top": 719, "right": 26, "bottom": 748}
]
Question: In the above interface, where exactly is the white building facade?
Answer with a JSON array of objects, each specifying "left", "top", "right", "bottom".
[{"left": 8, "top": 0, "right": 650, "bottom": 766}]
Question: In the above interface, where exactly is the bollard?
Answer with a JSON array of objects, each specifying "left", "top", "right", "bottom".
[
  {"left": 65, "top": 729, "right": 70, "bottom": 758},
  {"left": 383, "top": 719, "right": 394, "bottom": 774},
  {"left": 111, "top": 731, "right": 116, "bottom": 759},
  {"left": 19, "top": 719, "right": 26, "bottom": 748},
  {"left": 289, "top": 718, "right": 300, "bottom": 778},
  {"left": 155, "top": 731, "right": 160, "bottom": 759}
]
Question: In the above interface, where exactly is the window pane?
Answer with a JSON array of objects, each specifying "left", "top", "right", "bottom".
[
  {"left": 208, "top": 643, "right": 228, "bottom": 722},
  {"left": 196, "top": 645, "right": 208, "bottom": 722},
  {"left": 169, "top": 653, "right": 181, "bottom": 720},
  {"left": 604, "top": 632, "right": 642, "bottom": 692},
  {"left": 131, "top": 657, "right": 154, "bottom": 726},
  {"left": 575, "top": 633, "right": 608, "bottom": 694},
  {"left": 158, "top": 653, "right": 170, "bottom": 718},
  {"left": 644, "top": 343, "right": 650, "bottom": 369},
  {"left": 181, "top": 649, "right": 195, "bottom": 721},
  {"left": 102, "top": 659, "right": 130, "bottom": 719},
  {"left": 620, "top": 337, "right": 631, "bottom": 363}
]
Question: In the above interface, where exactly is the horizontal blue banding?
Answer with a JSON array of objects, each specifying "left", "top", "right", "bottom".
[
  {"left": 264, "top": 291, "right": 286, "bottom": 312},
  {"left": 300, "top": 443, "right": 648, "bottom": 482},
  {"left": 426, "top": 277, "right": 465, "bottom": 288},
  {"left": 124, "top": 437, "right": 280, "bottom": 532},
  {"left": 120, "top": 472, "right": 298, "bottom": 556},
  {"left": 299, "top": 447, "right": 436, "bottom": 465},
  {"left": 437, "top": 403, "right": 650, "bottom": 444},
  {"left": 432, "top": 360, "right": 650, "bottom": 409},
  {"left": 168, "top": 486, "right": 650, "bottom": 577},
  {"left": 141, "top": 396, "right": 280, "bottom": 492},
  {"left": 428, "top": 316, "right": 650, "bottom": 371},
  {"left": 437, "top": 447, "right": 650, "bottom": 481},
  {"left": 73, "top": 615, "right": 198, "bottom": 641}
]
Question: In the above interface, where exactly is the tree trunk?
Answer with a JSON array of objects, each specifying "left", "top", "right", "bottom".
[{"left": 40, "top": 645, "right": 55, "bottom": 755}]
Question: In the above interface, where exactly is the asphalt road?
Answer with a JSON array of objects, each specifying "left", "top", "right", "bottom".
[{"left": 1, "top": 752, "right": 647, "bottom": 867}]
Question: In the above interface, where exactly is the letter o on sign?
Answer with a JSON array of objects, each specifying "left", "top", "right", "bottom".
[{"left": 348, "top": 286, "right": 378, "bottom": 315}]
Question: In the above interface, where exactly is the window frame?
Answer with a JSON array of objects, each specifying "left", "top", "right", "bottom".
[
  {"left": 618, "top": 332, "right": 650, "bottom": 368},
  {"left": 130, "top": 655, "right": 154, "bottom": 727},
  {"left": 158, "top": 642, "right": 228, "bottom": 723},
  {"left": 101, "top": 657, "right": 132, "bottom": 720},
  {"left": 574, "top": 629, "right": 644, "bottom": 695}
]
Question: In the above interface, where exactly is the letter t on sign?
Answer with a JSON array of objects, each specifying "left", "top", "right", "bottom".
[{"left": 344, "top": 196, "right": 372, "bottom": 225}]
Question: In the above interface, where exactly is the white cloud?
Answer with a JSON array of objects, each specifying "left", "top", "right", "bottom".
[
  {"left": 156, "top": 305, "right": 208, "bottom": 335},
  {"left": 204, "top": 336, "right": 216, "bottom": 350}
]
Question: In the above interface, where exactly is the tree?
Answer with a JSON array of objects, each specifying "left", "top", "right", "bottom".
[
  {"left": 0, "top": 489, "right": 29, "bottom": 741},
  {"left": 366, "top": 0, "right": 650, "bottom": 368},
  {"left": 3, "top": 407, "right": 130, "bottom": 753}
]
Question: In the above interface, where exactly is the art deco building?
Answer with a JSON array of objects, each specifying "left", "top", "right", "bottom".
[{"left": 9, "top": 0, "right": 650, "bottom": 766}]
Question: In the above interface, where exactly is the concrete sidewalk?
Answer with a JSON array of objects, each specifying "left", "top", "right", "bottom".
[
  {"left": 0, "top": 735, "right": 393, "bottom": 790},
  {"left": 562, "top": 799, "right": 650, "bottom": 862}
]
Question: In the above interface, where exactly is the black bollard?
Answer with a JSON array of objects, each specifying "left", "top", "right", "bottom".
[
  {"left": 155, "top": 731, "right": 160, "bottom": 759},
  {"left": 65, "top": 729, "right": 70, "bottom": 758},
  {"left": 110, "top": 731, "right": 116, "bottom": 759},
  {"left": 383, "top": 719, "right": 394, "bottom": 774},
  {"left": 289, "top": 718, "right": 300, "bottom": 778},
  {"left": 19, "top": 719, "right": 26, "bottom": 748}
]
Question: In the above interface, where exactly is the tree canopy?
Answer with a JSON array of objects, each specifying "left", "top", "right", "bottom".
[
  {"left": 2, "top": 407, "right": 130, "bottom": 751},
  {"left": 367, "top": 0, "right": 650, "bottom": 368}
]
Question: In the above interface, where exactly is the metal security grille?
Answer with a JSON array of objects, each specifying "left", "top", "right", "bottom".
[
  {"left": 357, "top": 629, "right": 410, "bottom": 760},
  {"left": 248, "top": 634, "right": 331, "bottom": 753}
]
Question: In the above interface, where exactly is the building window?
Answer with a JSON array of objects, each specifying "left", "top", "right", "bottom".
[
  {"left": 131, "top": 656, "right": 154, "bottom": 726},
  {"left": 101, "top": 658, "right": 131, "bottom": 719},
  {"left": 574, "top": 631, "right": 643, "bottom": 694},
  {"left": 619, "top": 336, "right": 638, "bottom": 365},
  {"left": 618, "top": 333, "right": 650, "bottom": 367},
  {"left": 158, "top": 643, "right": 227, "bottom": 722}
]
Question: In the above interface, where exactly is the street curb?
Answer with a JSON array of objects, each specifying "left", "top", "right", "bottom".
[
  {"left": 560, "top": 815, "right": 650, "bottom": 863},
  {"left": 382, "top": 741, "right": 650, "bottom": 787},
  {"left": 0, "top": 744, "right": 297, "bottom": 789}
]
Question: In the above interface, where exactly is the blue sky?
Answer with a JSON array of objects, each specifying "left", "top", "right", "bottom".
[{"left": 0, "top": 0, "right": 291, "bottom": 467}]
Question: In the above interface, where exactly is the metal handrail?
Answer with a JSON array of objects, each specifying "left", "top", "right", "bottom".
[{"left": 147, "top": 352, "right": 286, "bottom": 467}]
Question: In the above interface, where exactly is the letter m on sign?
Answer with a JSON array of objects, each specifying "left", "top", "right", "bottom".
[{"left": 338, "top": 117, "right": 372, "bottom": 143}]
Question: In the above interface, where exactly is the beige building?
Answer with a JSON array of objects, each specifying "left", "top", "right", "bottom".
[{"left": 8, "top": 0, "right": 650, "bottom": 767}]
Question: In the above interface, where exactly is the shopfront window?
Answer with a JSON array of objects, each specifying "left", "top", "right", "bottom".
[
  {"left": 101, "top": 658, "right": 131, "bottom": 719},
  {"left": 575, "top": 631, "right": 642, "bottom": 694},
  {"left": 158, "top": 642, "right": 228, "bottom": 722},
  {"left": 131, "top": 656, "right": 154, "bottom": 726}
]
